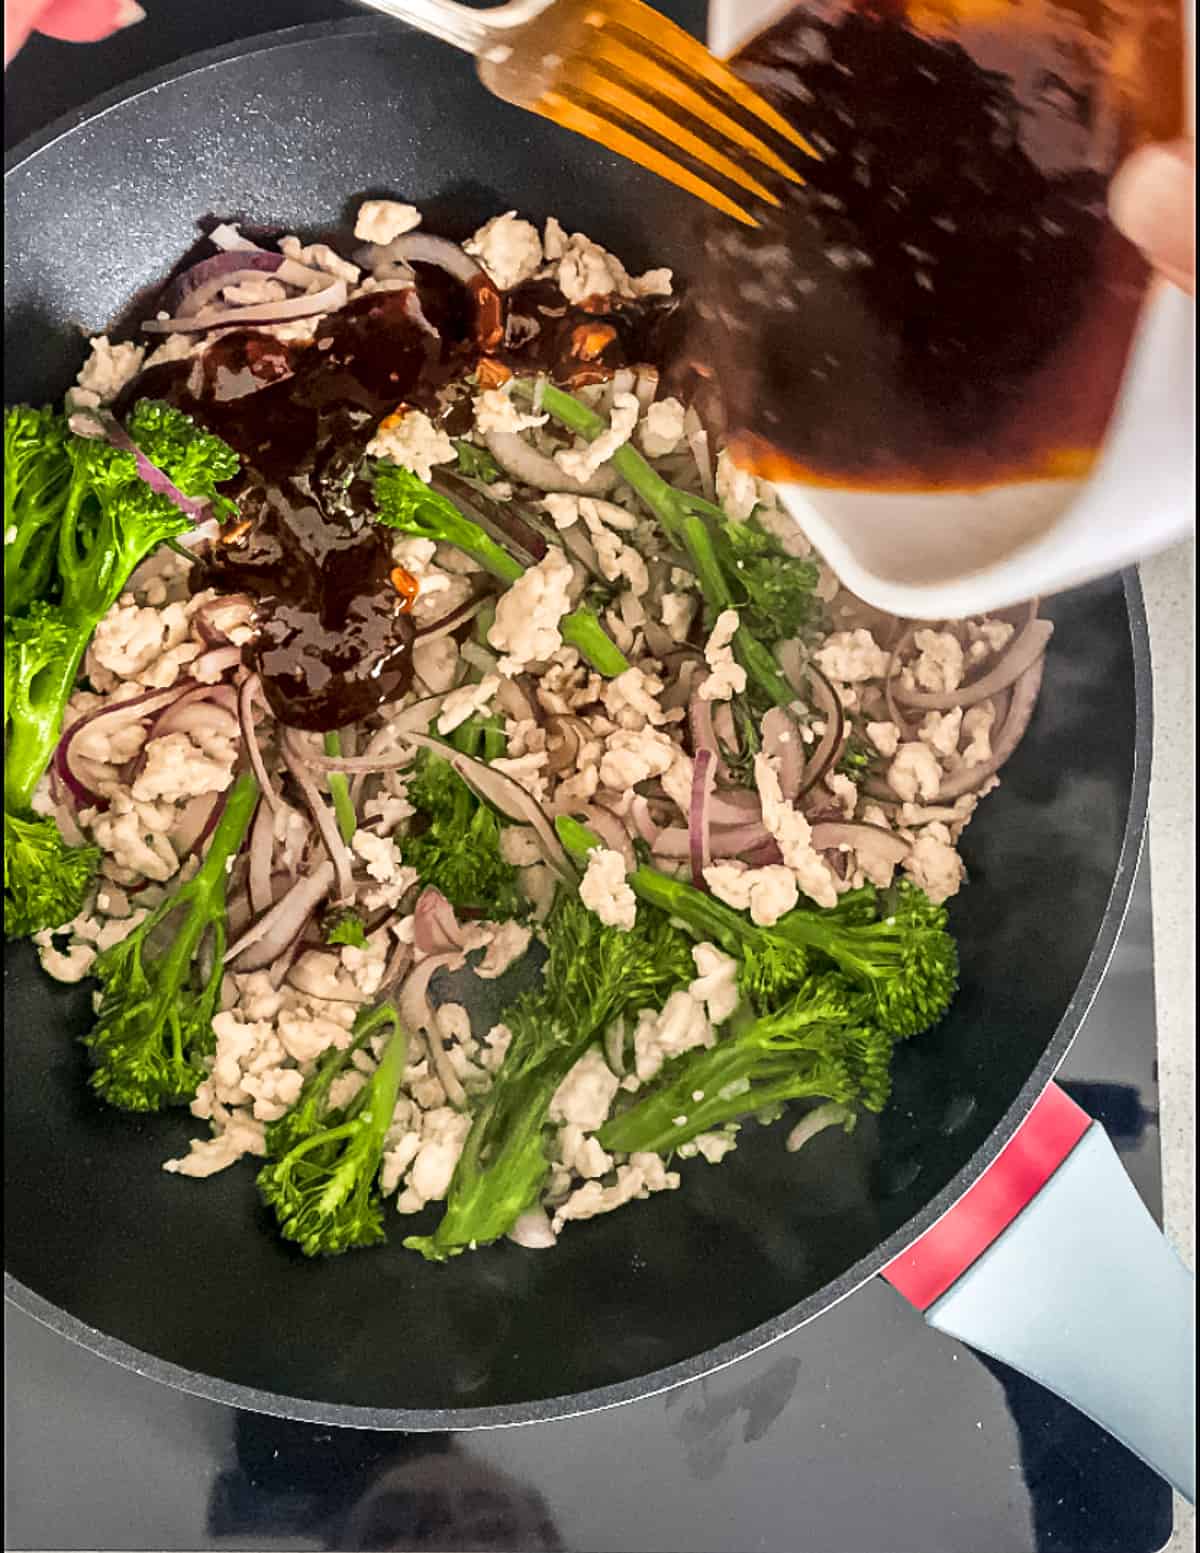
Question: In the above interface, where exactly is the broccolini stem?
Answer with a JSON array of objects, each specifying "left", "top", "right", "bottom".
[
  {"left": 531, "top": 383, "right": 794, "bottom": 710},
  {"left": 454, "top": 533, "right": 524, "bottom": 587},
  {"left": 555, "top": 815, "right": 754, "bottom": 956},
  {"left": 136, "top": 771, "right": 260, "bottom": 994},
  {"left": 322, "top": 732, "right": 357, "bottom": 844},
  {"left": 4, "top": 644, "right": 85, "bottom": 815},
  {"left": 561, "top": 607, "right": 630, "bottom": 676}
]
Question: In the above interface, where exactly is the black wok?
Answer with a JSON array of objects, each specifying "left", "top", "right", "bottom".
[{"left": 2, "top": 15, "right": 1182, "bottom": 1474}]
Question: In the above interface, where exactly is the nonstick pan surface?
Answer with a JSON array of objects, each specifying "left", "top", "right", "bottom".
[{"left": 3, "top": 18, "right": 1151, "bottom": 1428}]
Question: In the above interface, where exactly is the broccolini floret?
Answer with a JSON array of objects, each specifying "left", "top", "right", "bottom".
[
  {"left": 598, "top": 974, "right": 892, "bottom": 1155},
  {"left": 557, "top": 817, "right": 957, "bottom": 1039},
  {"left": 527, "top": 381, "right": 819, "bottom": 708},
  {"left": 403, "top": 718, "right": 523, "bottom": 917},
  {"left": 370, "top": 460, "right": 629, "bottom": 677},
  {"left": 4, "top": 405, "right": 71, "bottom": 618},
  {"left": 258, "top": 1002, "right": 408, "bottom": 1258},
  {"left": 3, "top": 400, "right": 241, "bottom": 933},
  {"left": 83, "top": 772, "right": 259, "bottom": 1112},
  {"left": 404, "top": 892, "right": 694, "bottom": 1261}
]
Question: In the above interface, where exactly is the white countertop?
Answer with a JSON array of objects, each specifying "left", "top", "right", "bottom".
[{"left": 1138, "top": 537, "right": 1196, "bottom": 1553}]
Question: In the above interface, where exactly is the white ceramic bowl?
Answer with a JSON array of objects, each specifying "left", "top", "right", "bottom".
[{"left": 709, "top": 0, "right": 1195, "bottom": 618}]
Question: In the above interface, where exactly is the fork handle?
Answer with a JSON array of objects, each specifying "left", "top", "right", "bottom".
[{"left": 352, "top": 0, "right": 554, "bottom": 57}]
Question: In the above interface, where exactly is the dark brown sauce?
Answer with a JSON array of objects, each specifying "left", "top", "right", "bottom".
[
  {"left": 126, "top": 263, "right": 677, "bottom": 731},
  {"left": 694, "top": 0, "right": 1183, "bottom": 492}
]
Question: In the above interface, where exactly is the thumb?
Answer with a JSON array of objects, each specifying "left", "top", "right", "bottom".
[
  {"left": 1108, "top": 139, "right": 1196, "bottom": 296},
  {"left": 5, "top": 0, "right": 143, "bottom": 64}
]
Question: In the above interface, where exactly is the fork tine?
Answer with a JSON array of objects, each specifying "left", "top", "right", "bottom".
[
  {"left": 585, "top": 31, "right": 803, "bottom": 188},
  {"left": 560, "top": 60, "right": 782, "bottom": 205},
  {"left": 536, "top": 90, "right": 760, "bottom": 226},
  {"left": 603, "top": 0, "right": 819, "bottom": 158}
]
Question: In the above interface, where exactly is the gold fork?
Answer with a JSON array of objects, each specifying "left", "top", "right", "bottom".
[{"left": 354, "top": 0, "right": 815, "bottom": 225}]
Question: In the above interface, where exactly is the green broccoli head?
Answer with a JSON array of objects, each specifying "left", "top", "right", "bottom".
[
  {"left": 323, "top": 907, "right": 368, "bottom": 950},
  {"left": 711, "top": 517, "right": 823, "bottom": 647},
  {"left": 404, "top": 746, "right": 525, "bottom": 919},
  {"left": 597, "top": 974, "right": 893, "bottom": 1156},
  {"left": 4, "top": 809, "right": 100, "bottom": 939},
  {"left": 5, "top": 400, "right": 241, "bottom": 840},
  {"left": 778, "top": 879, "right": 958, "bottom": 1039},
  {"left": 4, "top": 405, "right": 71, "bottom": 618},
  {"left": 82, "top": 772, "right": 259, "bottom": 1112},
  {"left": 123, "top": 399, "right": 240, "bottom": 515},
  {"left": 86, "top": 931, "right": 221, "bottom": 1111},
  {"left": 258, "top": 1003, "right": 407, "bottom": 1258},
  {"left": 405, "top": 891, "right": 696, "bottom": 1261}
]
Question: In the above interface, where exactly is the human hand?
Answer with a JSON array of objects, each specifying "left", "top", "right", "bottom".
[
  {"left": 4, "top": 0, "right": 143, "bottom": 67},
  {"left": 1109, "top": 139, "right": 1196, "bottom": 296}
]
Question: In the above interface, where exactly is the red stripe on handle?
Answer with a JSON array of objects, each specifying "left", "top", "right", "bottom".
[{"left": 883, "top": 1081, "right": 1092, "bottom": 1312}]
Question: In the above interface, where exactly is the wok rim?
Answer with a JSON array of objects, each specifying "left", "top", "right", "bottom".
[{"left": 2, "top": 20, "right": 1155, "bottom": 1431}]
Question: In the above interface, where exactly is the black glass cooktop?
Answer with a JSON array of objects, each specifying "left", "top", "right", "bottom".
[
  {"left": 4, "top": 853, "right": 1171, "bottom": 1553},
  {"left": 3, "top": 6, "right": 1174, "bottom": 1547}
]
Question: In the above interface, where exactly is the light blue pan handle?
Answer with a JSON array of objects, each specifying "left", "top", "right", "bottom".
[{"left": 885, "top": 1083, "right": 1195, "bottom": 1501}]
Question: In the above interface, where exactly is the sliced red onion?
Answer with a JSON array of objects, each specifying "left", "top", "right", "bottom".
[
  {"left": 544, "top": 716, "right": 586, "bottom": 777},
  {"left": 54, "top": 683, "right": 189, "bottom": 810},
  {"left": 238, "top": 672, "right": 281, "bottom": 815},
  {"left": 142, "top": 276, "right": 348, "bottom": 335},
  {"left": 740, "top": 839, "right": 785, "bottom": 868},
  {"left": 377, "top": 938, "right": 415, "bottom": 998},
  {"left": 369, "top": 232, "right": 482, "bottom": 287},
  {"left": 653, "top": 819, "right": 773, "bottom": 860},
  {"left": 707, "top": 787, "right": 762, "bottom": 821},
  {"left": 552, "top": 800, "right": 635, "bottom": 874},
  {"left": 712, "top": 704, "right": 740, "bottom": 758},
  {"left": 203, "top": 223, "right": 331, "bottom": 290},
  {"left": 640, "top": 617, "right": 678, "bottom": 663},
  {"left": 285, "top": 698, "right": 446, "bottom": 779},
  {"left": 935, "top": 655, "right": 1047, "bottom": 799},
  {"left": 495, "top": 677, "right": 538, "bottom": 724},
  {"left": 683, "top": 405, "right": 715, "bottom": 498},
  {"left": 398, "top": 951, "right": 464, "bottom": 1040},
  {"left": 224, "top": 860, "right": 336, "bottom": 969},
  {"left": 84, "top": 410, "right": 211, "bottom": 525},
  {"left": 482, "top": 429, "right": 619, "bottom": 497},
  {"left": 162, "top": 250, "right": 284, "bottom": 316},
  {"left": 267, "top": 932, "right": 310, "bottom": 990},
  {"left": 413, "top": 887, "right": 468, "bottom": 957},
  {"left": 281, "top": 730, "right": 356, "bottom": 903},
  {"left": 762, "top": 707, "right": 804, "bottom": 801},
  {"left": 192, "top": 593, "right": 254, "bottom": 647},
  {"left": 884, "top": 625, "right": 917, "bottom": 738},
  {"left": 187, "top": 646, "right": 244, "bottom": 682},
  {"left": 248, "top": 798, "right": 277, "bottom": 916},
  {"left": 786, "top": 1101, "right": 854, "bottom": 1154},
  {"left": 809, "top": 822, "right": 911, "bottom": 866},
  {"left": 688, "top": 693, "right": 737, "bottom": 786},
  {"left": 425, "top": 1016, "right": 469, "bottom": 1111},
  {"left": 49, "top": 800, "right": 87, "bottom": 849},
  {"left": 153, "top": 698, "right": 241, "bottom": 743},
  {"left": 170, "top": 792, "right": 222, "bottom": 859},
  {"left": 688, "top": 748, "right": 717, "bottom": 887},
  {"left": 630, "top": 795, "right": 661, "bottom": 848},
  {"left": 413, "top": 591, "right": 489, "bottom": 644},
  {"left": 894, "top": 620, "right": 1055, "bottom": 712},
  {"left": 796, "top": 664, "right": 844, "bottom": 798},
  {"left": 508, "top": 1207, "right": 557, "bottom": 1250}
]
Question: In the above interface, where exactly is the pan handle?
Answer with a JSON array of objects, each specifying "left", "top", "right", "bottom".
[{"left": 882, "top": 1082, "right": 1195, "bottom": 1501}]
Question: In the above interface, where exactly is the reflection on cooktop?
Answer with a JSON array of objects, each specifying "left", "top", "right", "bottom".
[{"left": 209, "top": 1419, "right": 563, "bottom": 1551}]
